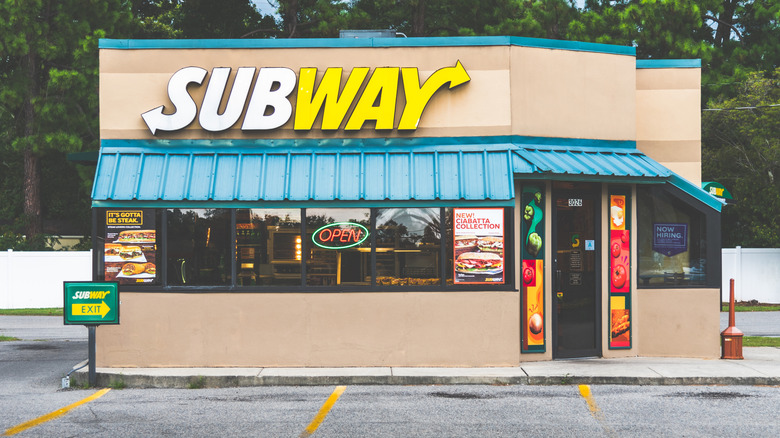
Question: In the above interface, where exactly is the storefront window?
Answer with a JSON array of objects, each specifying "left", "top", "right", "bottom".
[
  {"left": 637, "top": 187, "right": 706, "bottom": 287},
  {"left": 375, "top": 208, "right": 442, "bottom": 286},
  {"left": 112, "top": 206, "right": 512, "bottom": 290},
  {"left": 99, "top": 209, "right": 160, "bottom": 285},
  {"left": 236, "top": 209, "right": 301, "bottom": 286},
  {"left": 305, "top": 208, "right": 371, "bottom": 286},
  {"left": 445, "top": 207, "right": 510, "bottom": 286},
  {"left": 166, "top": 209, "right": 231, "bottom": 286}
]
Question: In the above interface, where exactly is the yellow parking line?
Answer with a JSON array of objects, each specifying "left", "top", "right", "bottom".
[
  {"left": 578, "top": 384, "right": 599, "bottom": 414},
  {"left": 3, "top": 388, "right": 111, "bottom": 436},
  {"left": 578, "top": 385, "right": 616, "bottom": 437},
  {"left": 299, "top": 385, "right": 346, "bottom": 437}
]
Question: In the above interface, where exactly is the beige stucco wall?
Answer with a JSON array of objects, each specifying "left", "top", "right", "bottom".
[
  {"left": 635, "top": 288, "right": 720, "bottom": 358},
  {"left": 100, "top": 44, "right": 636, "bottom": 142},
  {"left": 510, "top": 47, "right": 636, "bottom": 141},
  {"left": 96, "top": 291, "right": 521, "bottom": 367},
  {"left": 636, "top": 68, "right": 702, "bottom": 184},
  {"left": 99, "top": 46, "right": 513, "bottom": 140}
]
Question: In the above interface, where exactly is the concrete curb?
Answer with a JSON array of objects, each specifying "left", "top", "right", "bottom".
[{"left": 70, "top": 370, "right": 780, "bottom": 389}]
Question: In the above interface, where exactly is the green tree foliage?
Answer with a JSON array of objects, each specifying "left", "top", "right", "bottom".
[
  {"left": 485, "top": 0, "right": 579, "bottom": 39},
  {"left": 569, "top": 0, "right": 718, "bottom": 60},
  {"left": 0, "top": 0, "right": 775, "bottom": 250},
  {"left": 348, "top": 0, "right": 470, "bottom": 36},
  {"left": 178, "top": 0, "right": 276, "bottom": 38},
  {"left": 0, "top": 0, "right": 133, "bottom": 248},
  {"left": 274, "top": 0, "right": 352, "bottom": 38},
  {"left": 130, "top": 0, "right": 182, "bottom": 38},
  {"left": 702, "top": 69, "right": 780, "bottom": 247},
  {"left": 707, "top": 1, "right": 780, "bottom": 100}
]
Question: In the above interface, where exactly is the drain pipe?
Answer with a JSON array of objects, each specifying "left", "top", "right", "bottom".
[{"left": 62, "top": 360, "right": 89, "bottom": 388}]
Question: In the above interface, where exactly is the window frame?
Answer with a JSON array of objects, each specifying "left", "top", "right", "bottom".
[
  {"left": 636, "top": 184, "right": 721, "bottom": 289},
  {"left": 95, "top": 206, "right": 516, "bottom": 292}
]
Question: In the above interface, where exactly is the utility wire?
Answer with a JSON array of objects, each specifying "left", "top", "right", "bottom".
[{"left": 703, "top": 104, "right": 780, "bottom": 111}]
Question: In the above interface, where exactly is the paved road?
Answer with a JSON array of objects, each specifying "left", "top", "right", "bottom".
[
  {"left": 0, "top": 316, "right": 87, "bottom": 395},
  {"left": 720, "top": 311, "right": 780, "bottom": 337},
  {"left": 0, "top": 315, "right": 87, "bottom": 341}
]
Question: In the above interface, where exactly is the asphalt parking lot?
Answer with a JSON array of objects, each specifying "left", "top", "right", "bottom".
[{"left": 2, "top": 315, "right": 780, "bottom": 436}]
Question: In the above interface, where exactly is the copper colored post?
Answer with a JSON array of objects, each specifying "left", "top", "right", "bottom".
[{"left": 721, "top": 278, "right": 743, "bottom": 359}]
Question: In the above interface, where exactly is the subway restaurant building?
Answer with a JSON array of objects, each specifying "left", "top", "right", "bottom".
[{"left": 93, "top": 36, "right": 722, "bottom": 367}]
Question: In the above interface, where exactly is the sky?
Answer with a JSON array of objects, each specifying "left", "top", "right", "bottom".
[{"left": 252, "top": 0, "right": 277, "bottom": 17}]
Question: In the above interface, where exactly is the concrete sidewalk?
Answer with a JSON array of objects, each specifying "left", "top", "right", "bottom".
[{"left": 72, "top": 347, "right": 780, "bottom": 388}]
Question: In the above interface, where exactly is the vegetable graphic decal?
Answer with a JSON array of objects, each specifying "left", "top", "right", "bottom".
[
  {"left": 522, "top": 185, "right": 545, "bottom": 353},
  {"left": 525, "top": 191, "right": 544, "bottom": 257}
]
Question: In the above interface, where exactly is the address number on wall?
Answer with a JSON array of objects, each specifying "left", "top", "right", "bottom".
[{"left": 568, "top": 198, "right": 583, "bottom": 207}]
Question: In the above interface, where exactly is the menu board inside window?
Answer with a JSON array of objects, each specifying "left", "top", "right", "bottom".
[
  {"left": 453, "top": 208, "right": 505, "bottom": 284},
  {"left": 104, "top": 210, "right": 157, "bottom": 284}
]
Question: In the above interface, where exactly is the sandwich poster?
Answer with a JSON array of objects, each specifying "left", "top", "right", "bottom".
[
  {"left": 104, "top": 209, "right": 157, "bottom": 284},
  {"left": 453, "top": 208, "right": 504, "bottom": 284}
]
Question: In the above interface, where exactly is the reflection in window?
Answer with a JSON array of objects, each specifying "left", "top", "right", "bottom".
[
  {"left": 638, "top": 187, "right": 707, "bottom": 287},
  {"left": 235, "top": 209, "right": 301, "bottom": 286},
  {"left": 306, "top": 208, "right": 371, "bottom": 286},
  {"left": 376, "top": 208, "right": 441, "bottom": 286},
  {"left": 166, "top": 209, "right": 231, "bottom": 286}
]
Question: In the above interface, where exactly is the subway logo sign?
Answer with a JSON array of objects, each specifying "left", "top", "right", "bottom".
[{"left": 141, "top": 61, "right": 470, "bottom": 134}]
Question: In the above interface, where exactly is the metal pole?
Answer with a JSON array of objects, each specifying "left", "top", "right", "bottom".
[
  {"left": 729, "top": 278, "right": 736, "bottom": 328},
  {"left": 88, "top": 326, "right": 96, "bottom": 387}
]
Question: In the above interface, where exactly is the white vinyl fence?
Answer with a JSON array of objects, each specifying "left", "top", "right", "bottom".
[
  {"left": 2, "top": 248, "right": 778, "bottom": 307},
  {"left": 722, "top": 247, "right": 780, "bottom": 304},
  {"left": 0, "top": 250, "right": 92, "bottom": 309}
]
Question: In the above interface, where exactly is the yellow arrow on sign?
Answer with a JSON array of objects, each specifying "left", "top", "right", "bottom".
[
  {"left": 398, "top": 60, "right": 471, "bottom": 130},
  {"left": 72, "top": 301, "right": 111, "bottom": 318}
]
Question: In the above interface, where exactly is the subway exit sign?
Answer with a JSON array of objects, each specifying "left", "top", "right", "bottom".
[{"left": 63, "top": 282, "right": 119, "bottom": 325}]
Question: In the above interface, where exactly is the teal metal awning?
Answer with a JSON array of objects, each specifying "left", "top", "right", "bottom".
[
  {"left": 92, "top": 139, "right": 523, "bottom": 206},
  {"left": 513, "top": 144, "right": 671, "bottom": 183},
  {"left": 92, "top": 137, "right": 719, "bottom": 211}
]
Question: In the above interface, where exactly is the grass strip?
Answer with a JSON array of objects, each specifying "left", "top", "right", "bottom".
[
  {"left": 743, "top": 336, "right": 780, "bottom": 347},
  {"left": 721, "top": 304, "right": 780, "bottom": 312},
  {"left": 0, "top": 336, "right": 20, "bottom": 342},
  {"left": 0, "top": 308, "right": 63, "bottom": 316}
]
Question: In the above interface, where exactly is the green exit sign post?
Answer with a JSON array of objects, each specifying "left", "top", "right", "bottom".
[
  {"left": 63, "top": 281, "right": 119, "bottom": 387},
  {"left": 64, "top": 282, "right": 119, "bottom": 325}
]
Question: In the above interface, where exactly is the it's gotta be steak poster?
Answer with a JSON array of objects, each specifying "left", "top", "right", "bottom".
[
  {"left": 453, "top": 208, "right": 504, "bottom": 284},
  {"left": 104, "top": 210, "right": 157, "bottom": 284}
]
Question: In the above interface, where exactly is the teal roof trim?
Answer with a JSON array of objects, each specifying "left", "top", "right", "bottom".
[
  {"left": 99, "top": 37, "right": 635, "bottom": 56},
  {"left": 100, "top": 136, "right": 638, "bottom": 152},
  {"left": 669, "top": 173, "right": 724, "bottom": 212},
  {"left": 91, "top": 199, "right": 515, "bottom": 208},
  {"left": 636, "top": 59, "right": 701, "bottom": 69}
]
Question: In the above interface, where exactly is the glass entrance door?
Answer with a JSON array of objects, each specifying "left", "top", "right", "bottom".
[{"left": 553, "top": 185, "right": 601, "bottom": 358}]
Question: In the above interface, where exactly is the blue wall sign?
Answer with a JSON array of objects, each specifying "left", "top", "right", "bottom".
[{"left": 652, "top": 223, "right": 688, "bottom": 256}]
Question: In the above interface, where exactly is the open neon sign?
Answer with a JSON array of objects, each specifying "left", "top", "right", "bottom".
[{"left": 312, "top": 222, "right": 369, "bottom": 250}]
